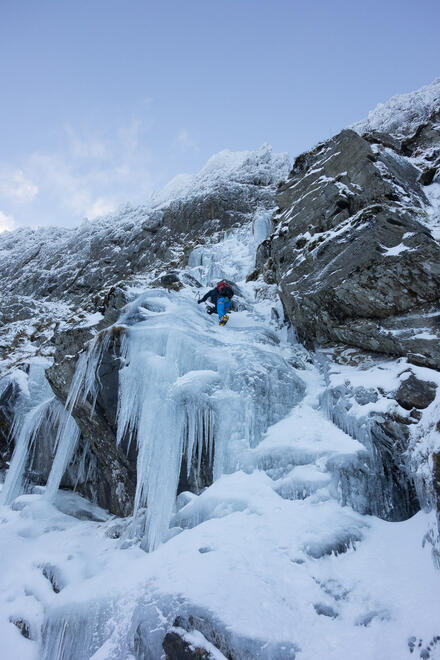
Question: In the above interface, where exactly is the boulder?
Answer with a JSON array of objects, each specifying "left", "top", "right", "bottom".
[
  {"left": 395, "top": 374, "right": 437, "bottom": 410},
  {"left": 163, "top": 628, "right": 220, "bottom": 660}
]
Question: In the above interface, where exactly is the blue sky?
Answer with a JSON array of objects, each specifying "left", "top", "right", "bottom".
[{"left": 1, "top": 0, "right": 439, "bottom": 231}]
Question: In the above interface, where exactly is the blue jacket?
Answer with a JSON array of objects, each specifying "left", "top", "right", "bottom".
[{"left": 199, "top": 287, "right": 222, "bottom": 305}]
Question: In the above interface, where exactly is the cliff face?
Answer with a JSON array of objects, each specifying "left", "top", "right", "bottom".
[
  {"left": 1, "top": 85, "right": 440, "bottom": 660},
  {"left": 0, "top": 145, "right": 289, "bottom": 372},
  {"left": 267, "top": 79, "right": 440, "bottom": 531},
  {"left": 0, "top": 145, "right": 291, "bottom": 514},
  {"left": 271, "top": 128, "right": 440, "bottom": 368}
]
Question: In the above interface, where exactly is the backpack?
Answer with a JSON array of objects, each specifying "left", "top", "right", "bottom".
[
  {"left": 216, "top": 281, "right": 228, "bottom": 292},
  {"left": 217, "top": 282, "right": 234, "bottom": 299}
]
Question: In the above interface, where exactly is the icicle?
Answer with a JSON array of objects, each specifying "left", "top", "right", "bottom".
[
  {"left": 44, "top": 413, "right": 80, "bottom": 501},
  {"left": 43, "top": 331, "right": 110, "bottom": 502},
  {"left": 1, "top": 397, "right": 54, "bottom": 504},
  {"left": 1, "top": 359, "right": 54, "bottom": 505},
  {"left": 65, "top": 331, "right": 112, "bottom": 416}
]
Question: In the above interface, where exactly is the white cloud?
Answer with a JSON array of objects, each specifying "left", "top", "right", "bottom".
[
  {"left": 87, "top": 197, "right": 117, "bottom": 219},
  {"left": 1, "top": 117, "right": 157, "bottom": 227},
  {"left": 0, "top": 167, "right": 39, "bottom": 202},
  {"left": 0, "top": 210, "right": 16, "bottom": 233},
  {"left": 176, "top": 129, "right": 199, "bottom": 152}
]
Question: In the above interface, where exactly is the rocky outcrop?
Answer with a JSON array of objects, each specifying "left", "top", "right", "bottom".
[
  {"left": 395, "top": 374, "right": 437, "bottom": 411},
  {"left": 271, "top": 128, "right": 440, "bottom": 368},
  {"left": 163, "top": 627, "right": 225, "bottom": 660},
  {"left": 0, "top": 378, "right": 20, "bottom": 472},
  {"left": 46, "top": 325, "right": 135, "bottom": 516},
  {"left": 267, "top": 92, "right": 440, "bottom": 529},
  {"left": 0, "top": 146, "right": 288, "bottom": 373},
  {"left": 322, "top": 374, "right": 420, "bottom": 522}
]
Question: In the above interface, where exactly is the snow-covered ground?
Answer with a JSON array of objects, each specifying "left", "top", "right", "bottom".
[{"left": 1, "top": 217, "right": 440, "bottom": 659}]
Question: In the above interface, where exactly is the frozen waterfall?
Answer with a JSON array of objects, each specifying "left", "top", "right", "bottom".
[{"left": 43, "top": 220, "right": 305, "bottom": 551}]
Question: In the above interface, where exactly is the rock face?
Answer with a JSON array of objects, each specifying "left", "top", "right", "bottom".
[
  {"left": 0, "top": 146, "right": 289, "bottom": 514},
  {"left": 271, "top": 128, "right": 440, "bottom": 368},
  {"left": 0, "top": 379, "right": 20, "bottom": 472},
  {"left": 46, "top": 325, "right": 136, "bottom": 516},
  {"left": 46, "top": 320, "right": 216, "bottom": 515},
  {"left": 267, "top": 82, "right": 440, "bottom": 529},
  {"left": 322, "top": 374, "right": 421, "bottom": 522},
  {"left": 0, "top": 145, "right": 289, "bottom": 371}
]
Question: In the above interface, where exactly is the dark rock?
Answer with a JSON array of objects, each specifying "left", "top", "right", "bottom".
[
  {"left": 161, "top": 273, "right": 180, "bottom": 285},
  {"left": 173, "top": 616, "right": 234, "bottom": 660},
  {"left": 245, "top": 268, "right": 260, "bottom": 282},
  {"left": 46, "top": 326, "right": 136, "bottom": 517},
  {"left": 0, "top": 379, "right": 21, "bottom": 471},
  {"left": 9, "top": 616, "right": 31, "bottom": 639},
  {"left": 163, "top": 629, "right": 217, "bottom": 660},
  {"left": 95, "top": 285, "right": 130, "bottom": 329},
  {"left": 271, "top": 128, "right": 440, "bottom": 369},
  {"left": 419, "top": 166, "right": 438, "bottom": 186},
  {"left": 396, "top": 374, "right": 437, "bottom": 410},
  {"left": 313, "top": 603, "right": 338, "bottom": 618},
  {"left": 255, "top": 238, "right": 271, "bottom": 270},
  {"left": 40, "top": 563, "right": 64, "bottom": 593},
  {"left": 178, "top": 436, "right": 213, "bottom": 496},
  {"left": 158, "top": 273, "right": 184, "bottom": 291}
]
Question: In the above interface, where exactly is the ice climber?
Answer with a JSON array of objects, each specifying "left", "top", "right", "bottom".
[{"left": 198, "top": 281, "right": 234, "bottom": 326}]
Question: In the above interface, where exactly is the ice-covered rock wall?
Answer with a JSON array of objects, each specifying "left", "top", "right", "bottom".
[
  {"left": 0, "top": 145, "right": 290, "bottom": 513},
  {"left": 1, "top": 82, "right": 440, "bottom": 660}
]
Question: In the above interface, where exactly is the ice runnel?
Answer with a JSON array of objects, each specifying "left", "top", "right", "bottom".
[{"left": 187, "top": 220, "right": 269, "bottom": 286}]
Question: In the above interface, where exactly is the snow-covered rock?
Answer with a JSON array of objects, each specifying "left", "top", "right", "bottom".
[{"left": 353, "top": 77, "right": 440, "bottom": 141}]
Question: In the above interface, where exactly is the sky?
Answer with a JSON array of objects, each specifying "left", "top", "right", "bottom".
[{"left": 0, "top": 0, "right": 439, "bottom": 232}]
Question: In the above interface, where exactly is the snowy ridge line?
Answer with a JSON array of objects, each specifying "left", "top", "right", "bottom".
[
  {"left": 151, "top": 143, "right": 290, "bottom": 206},
  {"left": 352, "top": 77, "right": 440, "bottom": 139}
]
